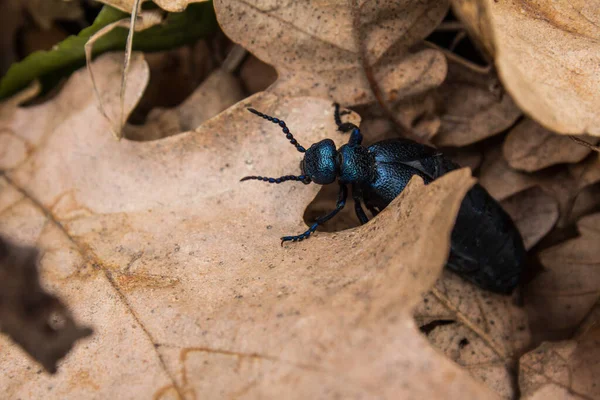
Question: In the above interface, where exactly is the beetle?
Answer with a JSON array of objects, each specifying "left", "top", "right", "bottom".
[{"left": 241, "top": 104, "right": 526, "bottom": 294}]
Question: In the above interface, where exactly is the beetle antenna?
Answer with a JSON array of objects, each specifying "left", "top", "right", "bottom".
[
  {"left": 240, "top": 175, "right": 311, "bottom": 184},
  {"left": 247, "top": 108, "right": 306, "bottom": 153}
]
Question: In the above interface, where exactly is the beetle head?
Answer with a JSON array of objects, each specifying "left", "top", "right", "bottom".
[{"left": 301, "top": 139, "right": 338, "bottom": 185}]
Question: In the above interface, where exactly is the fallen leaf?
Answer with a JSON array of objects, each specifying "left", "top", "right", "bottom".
[
  {"left": 0, "top": 53, "right": 498, "bottom": 398},
  {"left": 443, "top": 147, "right": 483, "bottom": 173},
  {"left": 569, "top": 153, "right": 600, "bottom": 190},
  {"left": 451, "top": 0, "right": 600, "bottom": 136},
  {"left": 125, "top": 68, "right": 244, "bottom": 140},
  {"left": 239, "top": 54, "right": 278, "bottom": 95},
  {"left": 0, "top": 235, "right": 92, "bottom": 373},
  {"left": 479, "top": 148, "right": 595, "bottom": 228},
  {"left": 500, "top": 187, "right": 558, "bottom": 250},
  {"left": 433, "top": 60, "right": 521, "bottom": 147},
  {"left": 214, "top": 0, "right": 449, "bottom": 107},
  {"left": 519, "top": 303, "right": 600, "bottom": 399},
  {"left": 524, "top": 213, "right": 600, "bottom": 343},
  {"left": 503, "top": 119, "right": 597, "bottom": 172},
  {"left": 98, "top": 0, "right": 210, "bottom": 13},
  {"left": 415, "top": 271, "right": 531, "bottom": 399},
  {"left": 24, "top": 0, "right": 84, "bottom": 31},
  {"left": 479, "top": 147, "right": 538, "bottom": 201}
]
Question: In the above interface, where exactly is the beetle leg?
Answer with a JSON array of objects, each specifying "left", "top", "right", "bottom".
[
  {"left": 366, "top": 203, "right": 380, "bottom": 218},
  {"left": 240, "top": 175, "right": 311, "bottom": 184},
  {"left": 333, "top": 103, "right": 363, "bottom": 145},
  {"left": 281, "top": 183, "right": 348, "bottom": 245},
  {"left": 352, "top": 184, "right": 369, "bottom": 224}
]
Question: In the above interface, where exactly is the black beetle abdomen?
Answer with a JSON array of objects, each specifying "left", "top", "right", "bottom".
[{"left": 364, "top": 139, "right": 525, "bottom": 294}]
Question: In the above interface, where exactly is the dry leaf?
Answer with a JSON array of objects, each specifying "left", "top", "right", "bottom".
[
  {"left": 433, "top": 60, "right": 521, "bottom": 147},
  {"left": 503, "top": 119, "right": 598, "bottom": 172},
  {"left": 524, "top": 213, "right": 600, "bottom": 343},
  {"left": 239, "top": 54, "right": 278, "bottom": 95},
  {"left": 479, "top": 147, "right": 538, "bottom": 201},
  {"left": 131, "top": 41, "right": 216, "bottom": 122},
  {"left": 519, "top": 303, "right": 600, "bottom": 400},
  {"left": 500, "top": 187, "right": 558, "bottom": 250},
  {"left": 569, "top": 153, "right": 600, "bottom": 190},
  {"left": 415, "top": 271, "right": 530, "bottom": 399},
  {"left": 443, "top": 147, "right": 483, "bottom": 173},
  {"left": 97, "top": 0, "right": 210, "bottom": 13},
  {"left": 0, "top": 236, "right": 92, "bottom": 373},
  {"left": 479, "top": 148, "right": 595, "bottom": 228},
  {"left": 24, "top": 0, "right": 84, "bottom": 30},
  {"left": 0, "top": 53, "right": 500, "bottom": 398},
  {"left": 452, "top": 0, "right": 600, "bottom": 136},
  {"left": 215, "top": 0, "right": 449, "bottom": 107},
  {"left": 125, "top": 68, "right": 244, "bottom": 140}
]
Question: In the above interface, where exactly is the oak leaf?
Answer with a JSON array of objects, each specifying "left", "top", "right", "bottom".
[
  {"left": 0, "top": 53, "right": 498, "bottom": 399},
  {"left": 451, "top": 0, "right": 600, "bottom": 136}
]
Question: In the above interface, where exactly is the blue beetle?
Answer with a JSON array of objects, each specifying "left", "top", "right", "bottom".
[{"left": 241, "top": 104, "right": 526, "bottom": 294}]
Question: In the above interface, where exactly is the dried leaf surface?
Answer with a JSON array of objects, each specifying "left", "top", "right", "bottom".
[
  {"left": 479, "top": 148, "right": 594, "bottom": 228},
  {"left": 415, "top": 272, "right": 530, "bottom": 399},
  {"left": 124, "top": 68, "right": 244, "bottom": 140},
  {"left": 524, "top": 213, "right": 600, "bottom": 342},
  {"left": 453, "top": 0, "right": 600, "bottom": 136},
  {"left": 215, "top": 0, "right": 449, "bottom": 106},
  {"left": 519, "top": 304, "right": 600, "bottom": 400},
  {"left": 0, "top": 54, "right": 498, "bottom": 399},
  {"left": 433, "top": 61, "right": 521, "bottom": 147},
  {"left": 500, "top": 187, "right": 558, "bottom": 250},
  {"left": 503, "top": 119, "right": 597, "bottom": 172}
]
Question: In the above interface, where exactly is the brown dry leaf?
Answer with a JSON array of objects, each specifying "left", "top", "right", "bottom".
[
  {"left": 524, "top": 213, "right": 600, "bottom": 343},
  {"left": 479, "top": 148, "right": 597, "bottom": 228},
  {"left": 452, "top": 0, "right": 600, "bottom": 136},
  {"left": 433, "top": 60, "right": 521, "bottom": 147},
  {"left": 479, "top": 147, "right": 538, "bottom": 201},
  {"left": 25, "top": 0, "right": 84, "bottom": 30},
  {"left": 97, "top": 0, "right": 209, "bottom": 13},
  {"left": 125, "top": 68, "right": 244, "bottom": 140},
  {"left": 0, "top": 53, "right": 499, "bottom": 398},
  {"left": 500, "top": 187, "right": 558, "bottom": 250},
  {"left": 519, "top": 301, "right": 600, "bottom": 399},
  {"left": 503, "top": 119, "right": 598, "bottom": 172},
  {"left": 215, "top": 0, "right": 449, "bottom": 107},
  {"left": 569, "top": 153, "right": 600, "bottom": 190},
  {"left": 239, "top": 54, "right": 278, "bottom": 95},
  {"left": 0, "top": 236, "right": 92, "bottom": 373},
  {"left": 415, "top": 272, "right": 530, "bottom": 399}
]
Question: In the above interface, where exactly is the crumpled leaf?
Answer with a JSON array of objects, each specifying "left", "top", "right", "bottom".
[
  {"left": 479, "top": 148, "right": 597, "bottom": 228},
  {"left": 124, "top": 68, "right": 244, "bottom": 140},
  {"left": 524, "top": 213, "right": 600, "bottom": 343},
  {"left": 500, "top": 187, "right": 558, "bottom": 250},
  {"left": 0, "top": 53, "right": 497, "bottom": 398},
  {"left": 433, "top": 60, "right": 521, "bottom": 147},
  {"left": 451, "top": 0, "right": 600, "bottom": 136},
  {"left": 215, "top": 0, "right": 449, "bottom": 107},
  {"left": 415, "top": 271, "right": 530, "bottom": 399},
  {"left": 503, "top": 119, "right": 598, "bottom": 172},
  {"left": 519, "top": 300, "right": 600, "bottom": 399},
  {"left": 0, "top": 235, "right": 92, "bottom": 373}
]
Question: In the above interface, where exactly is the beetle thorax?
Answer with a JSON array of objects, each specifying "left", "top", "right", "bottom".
[{"left": 338, "top": 144, "right": 374, "bottom": 184}]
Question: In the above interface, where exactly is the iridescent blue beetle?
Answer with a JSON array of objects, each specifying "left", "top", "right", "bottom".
[{"left": 241, "top": 104, "right": 526, "bottom": 294}]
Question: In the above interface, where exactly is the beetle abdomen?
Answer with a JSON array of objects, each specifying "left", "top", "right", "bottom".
[{"left": 365, "top": 140, "right": 525, "bottom": 294}]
